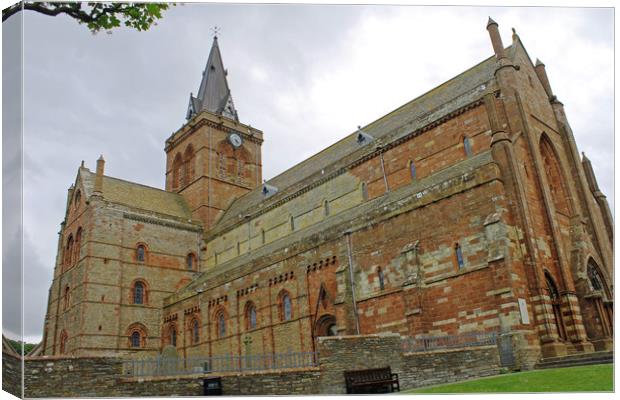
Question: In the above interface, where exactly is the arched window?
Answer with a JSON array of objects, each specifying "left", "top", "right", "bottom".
[
  {"left": 280, "top": 292, "right": 292, "bottom": 321},
  {"left": 246, "top": 302, "right": 257, "bottom": 330},
  {"left": 133, "top": 281, "right": 145, "bottom": 305},
  {"left": 290, "top": 215, "right": 295, "bottom": 231},
  {"left": 324, "top": 200, "right": 330, "bottom": 216},
  {"left": 186, "top": 253, "right": 196, "bottom": 270},
  {"left": 74, "top": 228, "right": 82, "bottom": 263},
  {"left": 588, "top": 264, "right": 604, "bottom": 292},
  {"left": 65, "top": 234, "right": 74, "bottom": 265},
  {"left": 455, "top": 243, "right": 464, "bottom": 269},
  {"left": 59, "top": 330, "right": 68, "bottom": 354},
  {"left": 191, "top": 318, "right": 200, "bottom": 344},
  {"left": 74, "top": 190, "right": 81, "bottom": 208},
  {"left": 136, "top": 244, "right": 146, "bottom": 263},
  {"left": 463, "top": 137, "right": 473, "bottom": 157},
  {"left": 184, "top": 145, "right": 195, "bottom": 185},
  {"left": 131, "top": 331, "right": 141, "bottom": 348},
  {"left": 218, "top": 153, "right": 226, "bottom": 178},
  {"left": 236, "top": 159, "right": 245, "bottom": 181},
  {"left": 378, "top": 267, "right": 385, "bottom": 290},
  {"left": 126, "top": 324, "right": 147, "bottom": 348},
  {"left": 169, "top": 324, "right": 177, "bottom": 347},
  {"left": 217, "top": 311, "right": 226, "bottom": 338},
  {"left": 261, "top": 229, "right": 266, "bottom": 245},
  {"left": 540, "top": 135, "right": 571, "bottom": 215},
  {"left": 63, "top": 286, "right": 70, "bottom": 310},
  {"left": 409, "top": 160, "right": 416, "bottom": 180},
  {"left": 172, "top": 153, "right": 183, "bottom": 190}
]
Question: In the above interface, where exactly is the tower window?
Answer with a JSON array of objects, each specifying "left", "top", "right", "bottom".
[
  {"left": 63, "top": 286, "right": 70, "bottom": 310},
  {"left": 290, "top": 215, "right": 295, "bottom": 231},
  {"left": 324, "top": 200, "right": 330, "bottom": 216}
]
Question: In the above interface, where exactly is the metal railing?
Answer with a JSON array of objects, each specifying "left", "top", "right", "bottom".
[
  {"left": 402, "top": 331, "right": 497, "bottom": 353},
  {"left": 123, "top": 350, "right": 319, "bottom": 377}
]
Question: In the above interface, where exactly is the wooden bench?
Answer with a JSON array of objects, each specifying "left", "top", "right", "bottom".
[{"left": 344, "top": 366, "right": 400, "bottom": 394}]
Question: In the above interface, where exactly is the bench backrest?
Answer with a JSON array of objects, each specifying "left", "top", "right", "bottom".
[{"left": 344, "top": 367, "right": 392, "bottom": 384}]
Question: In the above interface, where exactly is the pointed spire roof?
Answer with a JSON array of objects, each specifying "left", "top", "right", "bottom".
[
  {"left": 486, "top": 16, "right": 498, "bottom": 28},
  {"left": 186, "top": 36, "right": 239, "bottom": 122}
]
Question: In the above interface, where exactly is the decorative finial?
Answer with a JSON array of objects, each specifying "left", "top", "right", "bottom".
[
  {"left": 512, "top": 27, "right": 516, "bottom": 35},
  {"left": 98, "top": 154, "right": 105, "bottom": 161},
  {"left": 487, "top": 17, "right": 497, "bottom": 28},
  {"left": 211, "top": 26, "right": 221, "bottom": 39},
  {"left": 535, "top": 58, "right": 545, "bottom": 67},
  {"left": 80, "top": 160, "right": 85, "bottom": 167}
]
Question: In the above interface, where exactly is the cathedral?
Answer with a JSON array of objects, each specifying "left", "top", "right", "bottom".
[{"left": 40, "top": 18, "right": 613, "bottom": 365}]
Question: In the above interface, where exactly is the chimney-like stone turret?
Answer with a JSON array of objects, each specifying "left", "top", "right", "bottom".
[
  {"left": 534, "top": 59, "right": 555, "bottom": 100},
  {"left": 94, "top": 155, "right": 105, "bottom": 194},
  {"left": 486, "top": 17, "right": 505, "bottom": 60}
]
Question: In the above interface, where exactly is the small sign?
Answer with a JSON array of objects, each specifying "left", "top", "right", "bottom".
[{"left": 518, "top": 298, "right": 530, "bottom": 324}]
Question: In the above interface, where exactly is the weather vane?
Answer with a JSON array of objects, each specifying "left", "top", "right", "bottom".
[{"left": 211, "top": 26, "right": 221, "bottom": 38}]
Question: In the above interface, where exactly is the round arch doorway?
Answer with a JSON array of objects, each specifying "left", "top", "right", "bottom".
[{"left": 315, "top": 314, "right": 338, "bottom": 337}]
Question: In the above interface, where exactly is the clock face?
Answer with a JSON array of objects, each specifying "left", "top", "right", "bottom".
[{"left": 229, "top": 132, "right": 243, "bottom": 148}]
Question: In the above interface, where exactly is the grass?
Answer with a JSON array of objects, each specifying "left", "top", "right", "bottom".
[{"left": 404, "top": 364, "right": 613, "bottom": 393}]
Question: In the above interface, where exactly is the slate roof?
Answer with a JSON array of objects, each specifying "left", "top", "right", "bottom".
[
  {"left": 80, "top": 168, "right": 193, "bottom": 220},
  {"left": 187, "top": 36, "right": 239, "bottom": 121},
  {"left": 211, "top": 47, "right": 512, "bottom": 233}
]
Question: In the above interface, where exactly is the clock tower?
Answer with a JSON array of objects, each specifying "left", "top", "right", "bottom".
[{"left": 164, "top": 35, "right": 263, "bottom": 231}]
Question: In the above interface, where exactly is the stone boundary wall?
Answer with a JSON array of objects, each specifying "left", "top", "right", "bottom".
[
  {"left": 2, "top": 352, "right": 22, "bottom": 398},
  {"left": 17, "top": 334, "right": 502, "bottom": 397},
  {"left": 317, "top": 333, "right": 501, "bottom": 394}
]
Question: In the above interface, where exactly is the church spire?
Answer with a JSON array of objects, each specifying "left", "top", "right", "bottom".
[{"left": 186, "top": 34, "right": 239, "bottom": 122}]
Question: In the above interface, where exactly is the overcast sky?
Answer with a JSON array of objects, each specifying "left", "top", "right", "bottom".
[{"left": 2, "top": 4, "right": 613, "bottom": 343}]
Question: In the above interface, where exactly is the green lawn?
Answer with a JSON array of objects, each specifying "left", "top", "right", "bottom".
[{"left": 404, "top": 364, "right": 613, "bottom": 393}]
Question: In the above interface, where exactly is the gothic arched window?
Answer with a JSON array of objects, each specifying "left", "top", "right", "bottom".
[
  {"left": 172, "top": 153, "right": 183, "bottom": 190},
  {"left": 65, "top": 234, "right": 74, "bottom": 266},
  {"left": 64, "top": 286, "right": 70, "bottom": 310},
  {"left": 74, "top": 228, "right": 82, "bottom": 263},
  {"left": 184, "top": 145, "right": 195, "bottom": 185},
  {"left": 378, "top": 267, "right": 385, "bottom": 290},
  {"left": 59, "top": 330, "right": 68, "bottom": 354}
]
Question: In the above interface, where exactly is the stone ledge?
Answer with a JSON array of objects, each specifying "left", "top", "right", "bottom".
[
  {"left": 403, "top": 344, "right": 497, "bottom": 356},
  {"left": 119, "top": 367, "right": 320, "bottom": 383}
]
